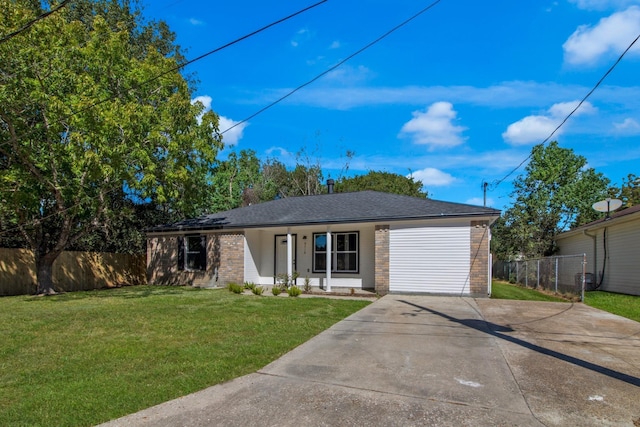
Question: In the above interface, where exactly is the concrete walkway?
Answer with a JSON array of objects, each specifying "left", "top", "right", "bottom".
[{"left": 100, "top": 296, "right": 640, "bottom": 426}]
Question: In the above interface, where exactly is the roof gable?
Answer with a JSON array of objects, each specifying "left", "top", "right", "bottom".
[
  {"left": 557, "top": 204, "right": 640, "bottom": 238},
  {"left": 148, "top": 191, "right": 501, "bottom": 232}
]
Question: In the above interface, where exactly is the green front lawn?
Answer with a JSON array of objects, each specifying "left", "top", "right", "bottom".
[
  {"left": 492, "top": 280, "right": 640, "bottom": 322},
  {"left": 584, "top": 291, "right": 640, "bottom": 322},
  {"left": 0, "top": 286, "right": 370, "bottom": 426},
  {"left": 491, "top": 280, "right": 567, "bottom": 302}
]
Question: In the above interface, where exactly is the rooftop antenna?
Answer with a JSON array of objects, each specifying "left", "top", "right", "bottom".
[{"left": 592, "top": 198, "right": 622, "bottom": 219}]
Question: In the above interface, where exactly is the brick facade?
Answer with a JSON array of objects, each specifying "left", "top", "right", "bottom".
[
  {"left": 214, "top": 233, "right": 245, "bottom": 285},
  {"left": 147, "top": 232, "right": 245, "bottom": 287},
  {"left": 374, "top": 225, "right": 390, "bottom": 295},
  {"left": 469, "top": 220, "right": 490, "bottom": 296}
]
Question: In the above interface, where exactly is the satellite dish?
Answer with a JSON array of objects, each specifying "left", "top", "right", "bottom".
[{"left": 592, "top": 198, "right": 622, "bottom": 214}]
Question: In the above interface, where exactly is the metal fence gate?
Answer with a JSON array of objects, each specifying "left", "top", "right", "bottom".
[{"left": 493, "top": 254, "right": 588, "bottom": 300}]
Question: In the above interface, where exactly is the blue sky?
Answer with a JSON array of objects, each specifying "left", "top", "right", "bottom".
[{"left": 142, "top": 0, "right": 640, "bottom": 209}]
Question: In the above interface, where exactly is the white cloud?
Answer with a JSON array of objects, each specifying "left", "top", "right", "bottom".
[
  {"left": 329, "top": 40, "right": 341, "bottom": 49},
  {"left": 191, "top": 96, "right": 247, "bottom": 145},
  {"left": 191, "top": 95, "right": 212, "bottom": 124},
  {"left": 291, "top": 28, "right": 311, "bottom": 47},
  {"left": 563, "top": 6, "right": 640, "bottom": 66},
  {"left": 189, "top": 18, "right": 204, "bottom": 26},
  {"left": 613, "top": 117, "right": 640, "bottom": 133},
  {"left": 409, "top": 168, "right": 456, "bottom": 186},
  {"left": 569, "top": 0, "right": 639, "bottom": 11},
  {"left": 325, "top": 65, "right": 373, "bottom": 84},
  {"left": 245, "top": 81, "right": 640, "bottom": 112},
  {"left": 466, "top": 197, "right": 494, "bottom": 207},
  {"left": 192, "top": 95, "right": 212, "bottom": 110},
  {"left": 399, "top": 102, "right": 467, "bottom": 149},
  {"left": 502, "top": 101, "right": 596, "bottom": 145},
  {"left": 219, "top": 116, "right": 247, "bottom": 146}
]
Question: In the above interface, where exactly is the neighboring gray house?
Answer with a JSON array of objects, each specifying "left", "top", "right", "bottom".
[
  {"left": 146, "top": 190, "right": 500, "bottom": 296},
  {"left": 556, "top": 204, "right": 640, "bottom": 296}
]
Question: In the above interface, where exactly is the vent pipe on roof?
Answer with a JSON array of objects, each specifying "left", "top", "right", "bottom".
[{"left": 327, "top": 179, "right": 335, "bottom": 194}]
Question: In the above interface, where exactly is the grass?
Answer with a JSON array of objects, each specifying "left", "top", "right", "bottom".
[
  {"left": 0, "top": 286, "right": 370, "bottom": 427},
  {"left": 583, "top": 291, "right": 640, "bottom": 322},
  {"left": 491, "top": 280, "right": 568, "bottom": 302},
  {"left": 492, "top": 280, "right": 640, "bottom": 322}
]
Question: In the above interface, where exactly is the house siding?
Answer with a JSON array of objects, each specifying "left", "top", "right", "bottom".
[
  {"left": 243, "top": 230, "right": 261, "bottom": 284},
  {"left": 389, "top": 221, "right": 471, "bottom": 294},
  {"left": 605, "top": 220, "right": 640, "bottom": 295},
  {"left": 557, "top": 215, "right": 640, "bottom": 296}
]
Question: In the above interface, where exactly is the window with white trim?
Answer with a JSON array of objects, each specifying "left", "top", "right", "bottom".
[{"left": 313, "top": 232, "right": 358, "bottom": 273}]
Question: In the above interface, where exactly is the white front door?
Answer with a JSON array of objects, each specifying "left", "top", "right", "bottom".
[{"left": 274, "top": 234, "right": 296, "bottom": 280}]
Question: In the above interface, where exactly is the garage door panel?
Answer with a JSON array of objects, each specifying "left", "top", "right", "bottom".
[{"left": 389, "top": 224, "right": 470, "bottom": 293}]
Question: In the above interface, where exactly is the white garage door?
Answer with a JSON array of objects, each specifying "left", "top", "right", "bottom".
[{"left": 389, "top": 223, "right": 470, "bottom": 294}]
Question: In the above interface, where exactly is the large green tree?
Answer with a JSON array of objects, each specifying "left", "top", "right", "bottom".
[
  {"left": 209, "top": 149, "right": 262, "bottom": 212},
  {"left": 617, "top": 173, "right": 640, "bottom": 208},
  {"left": 492, "top": 141, "right": 610, "bottom": 259},
  {"left": 0, "top": 1, "right": 222, "bottom": 294},
  {"left": 335, "top": 170, "right": 428, "bottom": 198}
]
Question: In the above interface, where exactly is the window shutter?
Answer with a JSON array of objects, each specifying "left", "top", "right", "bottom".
[
  {"left": 199, "top": 236, "right": 207, "bottom": 270},
  {"left": 177, "top": 236, "right": 184, "bottom": 270}
]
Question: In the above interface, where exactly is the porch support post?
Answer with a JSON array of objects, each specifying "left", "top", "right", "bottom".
[
  {"left": 326, "top": 227, "right": 332, "bottom": 292},
  {"left": 287, "top": 228, "right": 293, "bottom": 281}
]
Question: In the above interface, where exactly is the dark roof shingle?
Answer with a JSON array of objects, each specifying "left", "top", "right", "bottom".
[{"left": 148, "top": 191, "right": 501, "bottom": 232}]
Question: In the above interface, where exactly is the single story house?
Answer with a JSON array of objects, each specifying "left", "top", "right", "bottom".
[
  {"left": 146, "top": 190, "right": 500, "bottom": 296},
  {"left": 556, "top": 204, "right": 640, "bottom": 296}
]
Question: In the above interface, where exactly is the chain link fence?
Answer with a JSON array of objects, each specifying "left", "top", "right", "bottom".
[{"left": 493, "top": 254, "right": 588, "bottom": 300}]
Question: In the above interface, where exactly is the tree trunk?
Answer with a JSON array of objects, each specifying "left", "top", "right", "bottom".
[{"left": 36, "top": 252, "right": 58, "bottom": 295}]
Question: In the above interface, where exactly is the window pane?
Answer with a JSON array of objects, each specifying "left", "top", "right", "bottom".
[
  {"left": 314, "top": 234, "right": 326, "bottom": 251},
  {"left": 336, "top": 253, "right": 357, "bottom": 271},
  {"left": 314, "top": 253, "right": 326, "bottom": 271},
  {"left": 336, "top": 234, "right": 345, "bottom": 251},
  {"left": 186, "top": 236, "right": 206, "bottom": 271},
  {"left": 187, "top": 236, "right": 203, "bottom": 252},
  {"left": 348, "top": 233, "right": 357, "bottom": 249},
  {"left": 346, "top": 253, "right": 357, "bottom": 271}
]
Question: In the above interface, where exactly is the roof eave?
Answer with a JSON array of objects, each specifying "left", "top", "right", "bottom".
[{"left": 146, "top": 211, "right": 500, "bottom": 234}]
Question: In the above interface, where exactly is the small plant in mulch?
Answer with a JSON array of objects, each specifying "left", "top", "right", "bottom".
[
  {"left": 275, "top": 273, "right": 289, "bottom": 290},
  {"left": 227, "top": 283, "right": 244, "bottom": 294},
  {"left": 271, "top": 286, "right": 282, "bottom": 296},
  {"left": 287, "top": 285, "right": 302, "bottom": 297},
  {"left": 244, "top": 282, "right": 256, "bottom": 291},
  {"left": 303, "top": 277, "right": 312, "bottom": 294},
  {"left": 251, "top": 286, "right": 264, "bottom": 296}
]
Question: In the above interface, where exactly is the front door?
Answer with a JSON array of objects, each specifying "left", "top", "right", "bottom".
[{"left": 274, "top": 234, "right": 296, "bottom": 281}]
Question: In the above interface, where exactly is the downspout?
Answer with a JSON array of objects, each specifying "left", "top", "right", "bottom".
[{"left": 583, "top": 228, "right": 598, "bottom": 289}]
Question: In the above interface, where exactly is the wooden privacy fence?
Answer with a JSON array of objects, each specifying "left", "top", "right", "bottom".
[{"left": 0, "top": 248, "right": 145, "bottom": 296}]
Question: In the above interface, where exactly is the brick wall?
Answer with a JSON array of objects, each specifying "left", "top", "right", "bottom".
[
  {"left": 470, "top": 221, "right": 490, "bottom": 296},
  {"left": 375, "top": 225, "right": 390, "bottom": 295},
  {"left": 147, "top": 232, "right": 245, "bottom": 287},
  {"left": 215, "top": 232, "right": 245, "bottom": 285}
]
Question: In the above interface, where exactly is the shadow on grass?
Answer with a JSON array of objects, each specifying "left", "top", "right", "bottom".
[
  {"left": 23, "top": 285, "right": 199, "bottom": 302},
  {"left": 399, "top": 299, "right": 640, "bottom": 388}
]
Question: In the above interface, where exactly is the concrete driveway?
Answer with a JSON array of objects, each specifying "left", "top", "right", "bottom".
[{"left": 100, "top": 295, "right": 640, "bottom": 427}]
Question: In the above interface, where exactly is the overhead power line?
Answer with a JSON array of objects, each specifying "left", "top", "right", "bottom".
[
  {"left": 0, "top": 0, "right": 327, "bottom": 151},
  {"left": 222, "top": 0, "right": 444, "bottom": 136},
  {"left": 490, "top": 32, "right": 640, "bottom": 191},
  {"left": 0, "top": 0, "right": 328, "bottom": 238},
  {"left": 0, "top": 0, "right": 71, "bottom": 44}
]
